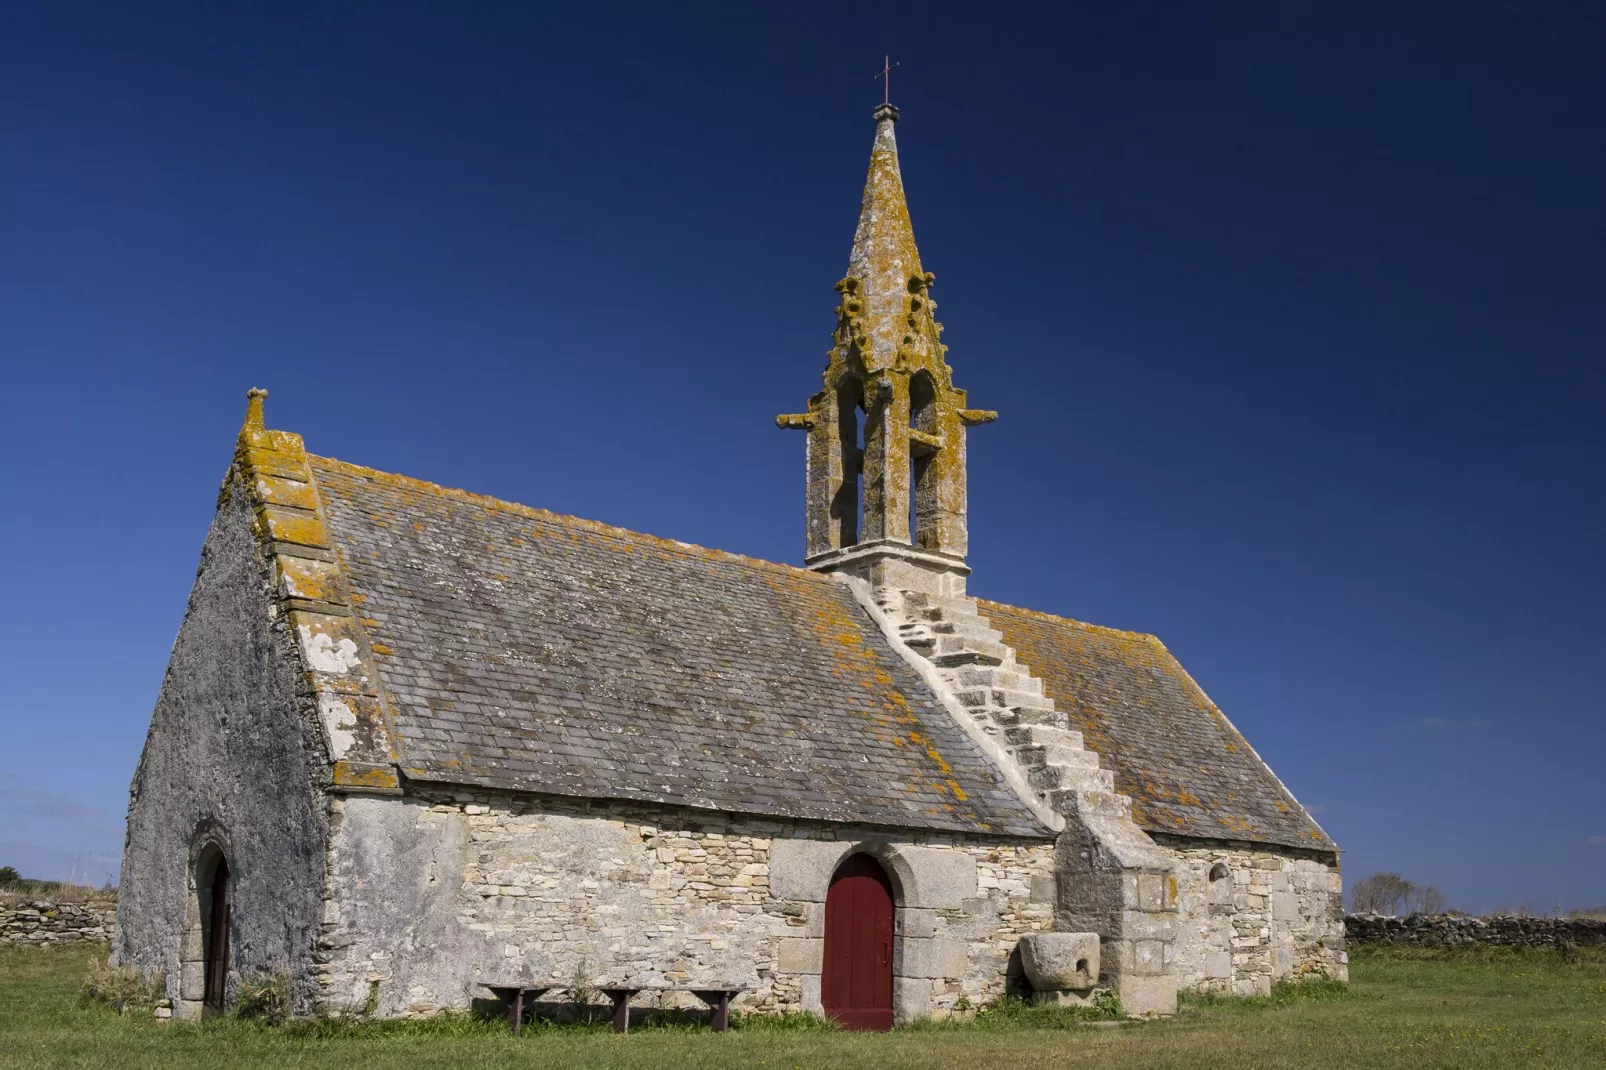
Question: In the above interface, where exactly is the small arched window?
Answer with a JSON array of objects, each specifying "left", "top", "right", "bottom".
[{"left": 1207, "top": 862, "right": 1233, "bottom": 909}]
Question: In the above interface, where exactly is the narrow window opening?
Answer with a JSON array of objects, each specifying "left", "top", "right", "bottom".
[
  {"left": 908, "top": 372, "right": 938, "bottom": 548},
  {"left": 854, "top": 403, "right": 866, "bottom": 544},
  {"left": 833, "top": 376, "right": 864, "bottom": 548}
]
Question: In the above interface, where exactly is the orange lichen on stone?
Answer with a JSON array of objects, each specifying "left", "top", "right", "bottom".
[
  {"left": 332, "top": 762, "right": 400, "bottom": 790},
  {"left": 220, "top": 389, "right": 405, "bottom": 795},
  {"left": 275, "top": 556, "right": 348, "bottom": 603},
  {"left": 253, "top": 474, "right": 320, "bottom": 511},
  {"left": 784, "top": 106, "right": 989, "bottom": 564}
]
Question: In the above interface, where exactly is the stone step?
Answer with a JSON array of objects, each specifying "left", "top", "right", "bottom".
[
  {"left": 931, "top": 647, "right": 1010, "bottom": 668},
  {"left": 1012, "top": 743, "right": 1102, "bottom": 772},
  {"left": 920, "top": 613, "right": 1004, "bottom": 640},
  {"left": 991, "top": 688, "right": 1054, "bottom": 712},
  {"left": 933, "top": 635, "right": 1010, "bottom": 660},
  {"left": 1003, "top": 725, "right": 1084, "bottom": 751},
  {"left": 1027, "top": 764, "right": 1071, "bottom": 791},
  {"left": 993, "top": 706, "right": 1064, "bottom": 728},
  {"left": 950, "top": 666, "right": 1026, "bottom": 691},
  {"left": 1044, "top": 775, "right": 1121, "bottom": 813}
]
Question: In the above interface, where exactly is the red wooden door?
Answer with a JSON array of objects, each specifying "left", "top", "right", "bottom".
[{"left": 822, "top": 854, "right": 894, "bottom": 1031}]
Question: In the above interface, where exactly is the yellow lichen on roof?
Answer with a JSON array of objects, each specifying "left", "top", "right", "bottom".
[
  {"left": 309, "top": 454, "right": 830, "bottom": 582},
  {"left": 973, "top": 596, "right": 1335, "bottom": 852}
]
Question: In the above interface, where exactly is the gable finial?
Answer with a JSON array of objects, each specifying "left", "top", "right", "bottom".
[{"left": 242, "top": 387, "right": 268, "bottom": 434}]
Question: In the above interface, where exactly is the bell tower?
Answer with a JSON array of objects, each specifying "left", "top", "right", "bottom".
[{"left": 778, "top": 103, "right": 995, "bottom": 596}]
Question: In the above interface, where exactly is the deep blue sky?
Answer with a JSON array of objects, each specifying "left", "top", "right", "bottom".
[{"left": 2, "top": 3, "right": 1601, "bottom": 910}]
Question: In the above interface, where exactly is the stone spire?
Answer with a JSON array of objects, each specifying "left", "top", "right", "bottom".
[
  {"left": 847, "top": 103, "right": 923, "bottom": 372},
  {"left": 778, "top": 106, "right": 996, "bottom": 596}
]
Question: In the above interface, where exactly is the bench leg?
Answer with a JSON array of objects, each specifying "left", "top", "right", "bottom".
[
  {"left": 604, "top": 988, "right": 634, "bottom": 1034},
  {"left": 692, "top": 989, "right": 733, "bottom": 1032}
]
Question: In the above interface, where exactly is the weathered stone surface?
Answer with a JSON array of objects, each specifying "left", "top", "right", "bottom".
[
  {"left": 1018, "top": 932, "right": 1099, "bottom": 991},
  {"left": 1165, "top": 840, "right": 1346, "bottom": 994},
  {"left": 115, "top": 482, "right": 330, "bottom": 1014},
  {"left": 0, "top": 901, "right": 116, "bottom": 946},
  {"left": 893, "top": 936, "right": 966, "bottom": 979},
  {"left": 777, "top": 938, "right": 822, "bottom": 973},
  {"left": 896, "top": 847, "right": 976, "bottom": 909},
  {"left": 768, "top": 839, "right": 846, "bottom": 902},
  {"left": 789, "top": 106, "right": 978, "bottom": 585},
  {"left": 318, "top": 788, "right": 1058, "bottom": 1020},
  {"left": 1346, "top": 913, "right": 1606, "bottom": 948}
]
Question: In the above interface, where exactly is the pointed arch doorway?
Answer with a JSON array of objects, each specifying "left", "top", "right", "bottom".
[
  {"left": 822, "top": 853, "right": 895, "bottom": 1031},
  {"left": 201, "top": 854, "right": 231, "bottom": 1014}
]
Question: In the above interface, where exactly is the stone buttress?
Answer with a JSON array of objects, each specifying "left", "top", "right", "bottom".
[{"left": 783, "top": 106, "right": 1181, "bottom": 1014}]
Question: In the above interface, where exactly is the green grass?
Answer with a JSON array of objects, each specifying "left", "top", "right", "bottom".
[{"left": 3, "top": 944, "right": 1605, "bottom": 1069}]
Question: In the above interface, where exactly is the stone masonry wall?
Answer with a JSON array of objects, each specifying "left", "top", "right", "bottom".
[
  {"left": 1162, "top": 839, "right": 1346, "bottom": 996},
  {"left": 317, "top": 787, "right": 1058, "bottom": 1020},
  {"left": 1347, "top": 913, "right": 1606, "bottom": 948},
  {"left": 2, "top": 900, "right": 117, "bottom": 947},
  {"left": 115, "top": 484, "right": 331, "bottom": 1017}
]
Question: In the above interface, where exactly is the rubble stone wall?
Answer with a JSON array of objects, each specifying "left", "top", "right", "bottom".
[
  {"left": 1346, "top": 913, "right": 1606, "bottom": 947},
  {"left": 114, "top": 484, "right": 331, "bottom": 1018},
  {"left": 1, "top": 900, "right": 117, "bottom": 946},
  {"left": 1160, "top": 838, "right": 1347, "bottom": 996},
  {"left": 317, "top": 788, "right": 1059, "bottom": 1022}
]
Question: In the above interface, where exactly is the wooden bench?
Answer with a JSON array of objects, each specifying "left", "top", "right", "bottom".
[{"left": 485, "top": 984, "right": 743, "bottom": 1034}]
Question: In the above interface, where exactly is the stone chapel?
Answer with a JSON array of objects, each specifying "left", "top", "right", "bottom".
[{"left": 115, "top": 103, "right": 1346, "bottom": 1027}]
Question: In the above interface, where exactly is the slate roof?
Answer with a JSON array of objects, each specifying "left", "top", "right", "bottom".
[
  {"left": 309, "top": 457, "right": 1049, "bottom": 838},
  {"left": 975, "top": 601, "right": 1334, "bottom": 852}
]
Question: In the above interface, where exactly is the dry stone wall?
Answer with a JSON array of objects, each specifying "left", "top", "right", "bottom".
[
  {"left": 1161, "top": 840, "right": 1346, "bottom": 996},
  {"left": 318, "top": 788, "right": 1058, "bottom": 1021},
  {"left": 1, "top": 900, "right": 117, "bottom": 946},
  {"left": 1346, "top": 913, "right": 1606, "bottom": 948}
]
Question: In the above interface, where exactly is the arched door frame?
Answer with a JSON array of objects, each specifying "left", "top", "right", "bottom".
[
  {"left": 788, "top": 838, "right": 941, "bottom": 1027},
  {"left": 177, "top": 824, "right": 235, "bottom": 1020},
  {"left": 822, "top": 852, "right": 896, "bottom": 1030}
]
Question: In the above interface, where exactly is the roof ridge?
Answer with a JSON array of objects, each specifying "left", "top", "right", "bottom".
[
  {"left": 306, "top": 454, "right": 829, "bottom": 583},
  {"left": 971, "top": 596, "right": 1159, "bottom": 643}
]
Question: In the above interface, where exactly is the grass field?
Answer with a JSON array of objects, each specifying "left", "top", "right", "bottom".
[{"left": 3, "top": 944, "right": 1605, "bottom": 1069}]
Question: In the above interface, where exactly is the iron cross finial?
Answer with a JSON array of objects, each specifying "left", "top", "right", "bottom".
[{"left": 874, "top": 55, "right": 900, "bottom": 106}]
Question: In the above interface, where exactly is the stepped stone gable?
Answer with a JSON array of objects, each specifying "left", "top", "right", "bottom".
[
  {"left": 309, "top": 457, "right": 1048, "bottom": 838},
  {"left": 975, "top": 601, "right": 1333, "bottom": 850}
]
